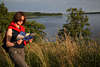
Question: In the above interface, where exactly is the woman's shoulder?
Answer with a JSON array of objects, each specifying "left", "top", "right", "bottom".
[{"left": 7, "top": 29, "right": 12, "bottom": 35}]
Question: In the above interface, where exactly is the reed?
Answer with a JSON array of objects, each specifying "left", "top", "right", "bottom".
[{"left": 0, "top": 34, "right": 100, "bottom": 67}]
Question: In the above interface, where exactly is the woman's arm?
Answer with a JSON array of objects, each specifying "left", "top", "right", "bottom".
[{"left": 6, "top": 29, "right": 15, "bottom": 47}]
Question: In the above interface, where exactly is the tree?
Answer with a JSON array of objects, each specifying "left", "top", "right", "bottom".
[
  {"left": 0, "top": 2, "right": 8, "bottom": 17},
  {"left": 25, "top": 21, "right": 46, "bottom": 41},
  {"left": 0, "top": 2, "right": 9, "bottom": 33},
  {"left": 58, "top": 8, "right": 91, "bottom": 40}
]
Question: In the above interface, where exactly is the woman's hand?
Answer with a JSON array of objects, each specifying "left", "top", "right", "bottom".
[{"left": 17, "top": 39, "right": 23, "bottom": 45}]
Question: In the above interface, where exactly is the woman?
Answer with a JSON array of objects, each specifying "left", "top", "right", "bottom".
[{"left": 3, "top": 12, "right": 31, "bottom": 67}]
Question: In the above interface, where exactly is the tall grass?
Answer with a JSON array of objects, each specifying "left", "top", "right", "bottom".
[
  {"left": 0, "top": 34, "right": 100, "bottom": 67},
  {"left": 25, "top": 34, "right": 100, "bottom": 67}
]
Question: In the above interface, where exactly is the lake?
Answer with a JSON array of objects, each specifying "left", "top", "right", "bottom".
[{"left": 27, "top": 14, "right": 100, "bottom": 41}]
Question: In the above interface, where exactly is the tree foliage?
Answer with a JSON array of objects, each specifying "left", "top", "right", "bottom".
[
  {"left": 0, "top": 1, "right": 10, "bottom": 33},
  {"left": 25, "top": 21, "right": 46, "bottom": 38},
  {"left": 58, "top": 8, "right": 91, "bottom": 40},
  {"left": 0, "top": 2, "right": 8, "bottom": 17}
]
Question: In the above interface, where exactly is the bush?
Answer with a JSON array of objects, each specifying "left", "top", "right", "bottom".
[{"left": 58, "top": 8, "right": 91, "bottom": 40}]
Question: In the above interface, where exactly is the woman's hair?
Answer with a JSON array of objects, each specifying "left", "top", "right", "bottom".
[{"left": 13, "top": 12, "right": 26, "bottom": 25}]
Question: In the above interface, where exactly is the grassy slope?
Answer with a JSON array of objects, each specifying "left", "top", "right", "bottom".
[{"left": 0, "top": 35, "right": 100, "bottom": 67}]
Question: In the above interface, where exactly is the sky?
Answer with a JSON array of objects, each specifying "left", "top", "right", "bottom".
[{"left": 2, "top": 0, "right": 100, "bottom": 13}]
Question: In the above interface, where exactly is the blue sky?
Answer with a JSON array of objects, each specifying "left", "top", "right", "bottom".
[{"left": 3, "top": 0, "right": 100, "bottom": 13}]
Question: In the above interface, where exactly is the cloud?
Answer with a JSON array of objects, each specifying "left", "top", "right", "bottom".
[{"left": 4, "top": 0, "right": 100, "bottom": 12}]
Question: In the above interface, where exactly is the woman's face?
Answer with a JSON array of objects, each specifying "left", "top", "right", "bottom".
[{"left": 17, "top": 16, "right": 24, "bottom": 25}]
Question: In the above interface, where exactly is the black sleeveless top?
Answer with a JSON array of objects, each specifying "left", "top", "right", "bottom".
[{"left": 11, "top": 29, "right": 25, "bottom": 48}]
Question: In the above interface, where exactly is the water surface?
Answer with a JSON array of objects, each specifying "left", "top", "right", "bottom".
[{"left": 27, "top": 14, "right": 100, "bottom": 40}]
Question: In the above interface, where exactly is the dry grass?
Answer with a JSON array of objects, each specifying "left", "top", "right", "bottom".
[
  {"left": 0, "top": 34, "right": 100, "bottom": 67},
  {"left": 24, "top": 34, "right": 100, "bottom": 67}
]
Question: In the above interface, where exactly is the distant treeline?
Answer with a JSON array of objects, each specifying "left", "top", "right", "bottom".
[
  {"left": 84, "top": 12, "right": 100, "bottom": 14},
  {"left": 25, "top": 12, "right": 63, "bottom": 16},
  {"left": 74, "top": 11, "right": 100, "bottom": 14},
  {"left": 8, "top": 12, "right": 63, "bottom": 18}
]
